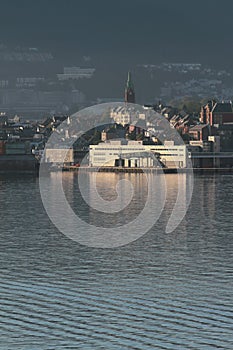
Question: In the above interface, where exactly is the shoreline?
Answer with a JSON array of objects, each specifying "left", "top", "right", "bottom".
[
  {"left": 1, "top": 164, "right": 233, "bottom": 175},
  {"left": 62, "top": 166, "right": 233, "bottom": 174}
]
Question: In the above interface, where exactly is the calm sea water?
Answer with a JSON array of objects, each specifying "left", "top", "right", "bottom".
[{"left": 0, "top": 173, "right": 233, "bottom": 349}]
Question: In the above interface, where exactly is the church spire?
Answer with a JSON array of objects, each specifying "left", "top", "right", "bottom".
[{"left": 125, "top": 71, "right": 135, "bottom": 103}]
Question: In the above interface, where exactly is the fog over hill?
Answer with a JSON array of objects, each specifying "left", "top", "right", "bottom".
[{"left": 1, "top": 0, "right": 233, "bottom": 104}]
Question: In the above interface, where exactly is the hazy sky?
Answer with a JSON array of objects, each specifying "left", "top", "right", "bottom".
[{"left": 1, "top": 0, "right": 233, "bottom": 65}]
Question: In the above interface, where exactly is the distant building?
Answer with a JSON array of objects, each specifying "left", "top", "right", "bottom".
[
  {"left": 0, "top": 80, "right": 8, "bottom": 88},
  {"left": 89, "top": 140, "right": 188, "bottom": 168},
  {"left": 0, "top": 48, "right": 53, "bottom": 62},
  {"left": 110, "top": 106, "right": 131, "bottom": 126},
  {"left": 125, "top": 71, "right": 135, "bottom": 103},
  {"left": 145, "top": 142, "right": 188, "bottom": 168},
  {"left": 45, "top": 149, "right": 74, "bottom": 164},
  {"left": 208, "top": 136, "right": 220, "bottom": 152},
  {"left": 189, "top": 124, "right": 211, "bottom": 141},
  {"left": 200, "top": 101, "right": 233, "bottom": 126},
  {"left": 16, "top": 77, "right": 45, "bottom": 88},
  {"left": 57, "top": 67, "right": 95, "bottom": 80},
  {"left": 110, "top": 106, "right": 146, "bottom": 127},
  {"left": 101, "top": 131, "right": 116, "bottom": 142},
  {"left": 0, "top": 89, "right": 85, "bottom": 115},
  {"left": 0, "top": 113, "right": 7, "bottom": 127}
]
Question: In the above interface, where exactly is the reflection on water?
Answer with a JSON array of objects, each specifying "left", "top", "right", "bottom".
[
  {"left": 43, "top": 171, "right": 168, "bottom": 247},
  {"left": 0, "top": 173, "right": 232, "bottom": 349}
]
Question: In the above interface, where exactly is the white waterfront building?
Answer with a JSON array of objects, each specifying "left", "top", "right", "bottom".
[{"left": 89, "top": 140, "right": 188, "bottom": 168}]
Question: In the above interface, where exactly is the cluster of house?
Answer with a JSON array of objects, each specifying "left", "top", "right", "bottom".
[
  {"left": 150, "top": 100, "right": 233, "bottom": 153},
  {"left": 0, "top": 97, "right": 233, "bottom": 171},
  {"left": 160, "top": 79, "right": 224, "bottom": 100},
  {"left": 94, "top": 100, "right": 233, "bottom": 169},
  {"left": 0, "top": 113, "right": 70, "bottom": 171},
  {"left": 138, "top": 63, "right": 232, "bottom": 101}
]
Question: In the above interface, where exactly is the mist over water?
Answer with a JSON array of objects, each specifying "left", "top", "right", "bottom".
[{"left": 0, "top": 173, "right": 232, "bottom": 349}]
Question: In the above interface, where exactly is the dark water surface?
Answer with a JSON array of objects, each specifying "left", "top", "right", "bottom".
[{"left": 0, "top": 173, "right": 233, "bottom": 349}]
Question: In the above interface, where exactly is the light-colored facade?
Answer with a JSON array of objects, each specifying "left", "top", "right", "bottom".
[
  {"left": 110, "top": 106, "right": 146, "bottom": 127},
  {"left": 57, "top": 67, "right": 95, "bottom": 80},
  {"left": 0, "top": 80, "right": 8, "bottom": 88},
  {"left": 89, "top": 140, "right": 188, "bottom": 168},
  {"left": 144, "top": 143, "right": 187, "bottom": 168},
  {"left": 110, "top": 106, "right": 131, "bottom": 126},
  {"left": 45, "top": 149, "right": 74, "bottom": 164},
  {"left": 16, "top": 77, "right": 45, "bottom": 88}
]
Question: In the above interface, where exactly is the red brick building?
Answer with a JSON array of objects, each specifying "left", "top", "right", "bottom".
[
  {"left": 189, "top": 124, "right": 210, "bottom": 141},
  {"left": 200, "top": 101, "right": 233, "bottom": 126}
]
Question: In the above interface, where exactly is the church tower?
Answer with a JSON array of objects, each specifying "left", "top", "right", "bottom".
[{"left": 125, "top": 71, "right": 135, "bottom": 103}]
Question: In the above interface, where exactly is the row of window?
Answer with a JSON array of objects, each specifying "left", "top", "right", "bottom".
[
  {"left": 93, "top": 151, "right": 184, "bottom": 156},
  {"left": 150, "top": 148, "right": 184, "bottom": 152},
  {"left": 159, "top": 153, "right": 184, "bottom": 157},
  {"left": 93, "top": 157, "right": 106, "bottom": 161},
  {"left": 92, "top": 147, "right": 185, "bottom": 151},
  {"left": 93, "top": 148, "right": 145, "bottom": 151}
]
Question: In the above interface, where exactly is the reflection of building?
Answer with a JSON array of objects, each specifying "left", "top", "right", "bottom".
[
  {"left": 89, "top": 140, "right": 188, "bottom": 168},
  {"left": 88, "top": 172, "right": 150, "bottom": 230},
  {"left": 195, "top": 174, "right": 216, "bottom": 221}
]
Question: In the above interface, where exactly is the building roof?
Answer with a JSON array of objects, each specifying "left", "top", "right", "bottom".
[
  {"left": 189, "top": 124, "right": 209, "bottom": 131},
  {"left": 126, "top": 71, "right": 134, "bottom": 90},
  {"left": 212, "top": 102, "right": 233, "bottom": 113}
]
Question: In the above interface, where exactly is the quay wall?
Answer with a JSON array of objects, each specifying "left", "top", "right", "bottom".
[
  {"left": 63, "top": 166, "right": 233, "bottom": 174},
  {"left": 0, "top": 155, "right": 38, "bottom": 173}
]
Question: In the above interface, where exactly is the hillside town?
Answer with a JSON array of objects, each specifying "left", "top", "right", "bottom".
[{"left": 0, "top": 71, "right": 233, "bottom": 173}]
